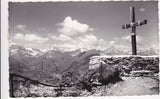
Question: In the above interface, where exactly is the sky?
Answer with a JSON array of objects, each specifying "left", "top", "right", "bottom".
[{"left": 9, "top": 1, "right": 159, "bottom": 52}]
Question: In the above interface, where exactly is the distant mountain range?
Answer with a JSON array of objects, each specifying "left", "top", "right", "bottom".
[
  {"left": 9, "top": 44, "right": 101, "bottom": 84},
  {"left": 9, "top": 43, "right": 158, "bottom": 85}
]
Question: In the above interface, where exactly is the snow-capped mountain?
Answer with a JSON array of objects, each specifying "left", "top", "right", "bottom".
[
  {"left": 9, "top": 43, "right": 44, "bottom": 57},
  {"left": 65, "top": 47, "right": 88, "bottom": 56},
  {"left": 41, "top": 45, "right": 61, "bottom": 53},
  {"left": 9, "top": 44, "right": 101, "bottom": 75},
  {"left": 9, "top": 43, "right": 159, "bottom": 85},
  {"left": 9, "top": 43, "right": 159, "bottom": 59},
  {"left": 103, "top": 46, "right": 158, "bottom": 56},
  {"left": 104, "top": 46, "right": 130, "bottom": 55}
]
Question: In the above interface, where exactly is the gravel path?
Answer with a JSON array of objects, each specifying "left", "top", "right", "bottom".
[{"left": 89, "top": 77, "right": 159, "bottom": 96}]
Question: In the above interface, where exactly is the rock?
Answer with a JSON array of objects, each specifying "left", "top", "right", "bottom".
[
  {"left": 79, "top": 63, "right": 122, "bottom": 91},
  {"left": 98, "top": 64, "right": 122, "bottom": 84},
  {"left": 89, "top": 55, "right": 159, "bottom": 76}
]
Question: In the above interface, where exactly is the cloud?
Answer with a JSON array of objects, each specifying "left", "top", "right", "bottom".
[
  {"left": 108, "top": 35, "right": 143, "bottom": 52},
  {"left": 78, "top": 34, "right": 98, "bottom": 46},
  {"left": 48, "top": 16, "right": 106, "bottom": 51},
  {"left": 11, "top": 17, "right": 106, "bottom": 51},
  {"left": 107, "top": 35, "right": 159, "bottom": 54},
  {"left": 77, "top": 34, "right": 106, "bottom": 50},
  {"left": 50, "top": 33, "right": 107, "bottom": 51},
  {"left": 121, "top": 35, "right": 142, "bottom": 44},
  {"left": 109, "top": 35, "right": 143, "bottom": 46},
  {"left": 139, "top": 8, "right": 145, "bottom": 12},
  {"left": 57, "top": 16, "right": 93, "bottom": 37},
  {"left": 15, "top": 25, "right": 26, "bottom": 31},
  {"left": 14, "top": 33, "right": 49, "bottom": 43},
  {"left": 51, "top": 34, "right": 74, "bottom": 42}
]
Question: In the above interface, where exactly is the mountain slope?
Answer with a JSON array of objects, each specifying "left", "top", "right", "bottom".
[
  {"left": 9, "top": 44, "right": 103, "bottom": 85},
  {"left": 9, "top": 44, "right": 159, "bottom": 85}
]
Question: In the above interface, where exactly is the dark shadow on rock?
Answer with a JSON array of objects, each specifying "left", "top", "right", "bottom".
[{"left": 79, "top": 63, "right": 123, "bottom": 91}]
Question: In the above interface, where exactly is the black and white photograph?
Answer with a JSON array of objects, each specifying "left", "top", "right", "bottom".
[{"left": 7, "top": 0, "right": 159, "bottom": 97}]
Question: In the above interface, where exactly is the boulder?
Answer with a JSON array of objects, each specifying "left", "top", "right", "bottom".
[
  {"left": 97, "top": 64, "right": 122, "bottom": 84},
  {"left": 79, "top": 63, "right": 122, "bottom": 91}
]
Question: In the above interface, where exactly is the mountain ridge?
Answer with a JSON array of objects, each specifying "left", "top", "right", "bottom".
[{"left": 9, "top": 43, "right": 159, "bottom": 85}]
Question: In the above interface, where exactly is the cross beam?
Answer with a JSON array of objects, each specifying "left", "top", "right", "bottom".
[{"left": 122, "top": 7, "right": 147, "bottom": 55}]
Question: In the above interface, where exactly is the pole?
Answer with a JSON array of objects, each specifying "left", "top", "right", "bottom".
[{"left": 130, "top": 7, "right": 137, "bottom": 55}]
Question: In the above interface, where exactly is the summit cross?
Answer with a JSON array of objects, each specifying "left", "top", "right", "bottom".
[{"left": 122, "top": 7, "right": 147, "bottom": 55}]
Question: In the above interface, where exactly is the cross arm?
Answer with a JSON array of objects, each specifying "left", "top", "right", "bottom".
[
  {"left": 122, "top": 24, "right": 131, "bottom": 29},
  {"left": 136, "top": 19, "right": 147, "bottom": 26},
  {"left": 122, "top": 19, "right": 147, "bottom": 29}
]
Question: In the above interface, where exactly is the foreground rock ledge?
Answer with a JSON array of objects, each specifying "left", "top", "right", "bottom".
[{"left": 80, "top": 55, "right": 159, "bottom": 91}]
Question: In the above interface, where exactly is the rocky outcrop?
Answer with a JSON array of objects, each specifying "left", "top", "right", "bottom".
[
  {"left": 89, "top": 55, "right": 159, "bottom": 76},
  {"left": 79, "top": 63, "right": 122, "bottom": 91}
]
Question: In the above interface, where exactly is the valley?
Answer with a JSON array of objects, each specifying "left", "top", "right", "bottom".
[{"left": 9, "top": 44, "right": 159, "bottom": 97}]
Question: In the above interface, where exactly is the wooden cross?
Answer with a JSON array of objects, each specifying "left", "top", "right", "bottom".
[{"left": 122, "top": 7, "right": 147, "bottom": 55}]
